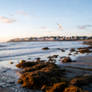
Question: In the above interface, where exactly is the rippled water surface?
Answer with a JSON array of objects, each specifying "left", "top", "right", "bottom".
[{"left": 0, "top": 41, "right": 88, "bottom": 61}]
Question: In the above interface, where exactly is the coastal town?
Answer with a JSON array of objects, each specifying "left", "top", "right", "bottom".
[{"left": 9, "top": 36, "right": 92, "bottom": 42}]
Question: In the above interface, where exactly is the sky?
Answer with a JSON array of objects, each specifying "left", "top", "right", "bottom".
[{"left": 0, "top": 0, "right": 92, "bottom": 42}]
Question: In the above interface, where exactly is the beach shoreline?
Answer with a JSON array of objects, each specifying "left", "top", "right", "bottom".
[{"left": 0, "top": 40, "right": 92, "bottom": 92}]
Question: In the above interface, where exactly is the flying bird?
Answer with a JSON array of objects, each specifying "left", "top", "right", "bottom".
[{"left": 57, "top": 23, "right": 63, "bottom": 30}]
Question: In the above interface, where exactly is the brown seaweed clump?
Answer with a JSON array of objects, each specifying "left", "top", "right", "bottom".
[
  {"left": 63, "top": 86, "right": 86, "bottom": 92},
  {"left": 16, "top": 60, "right": 91, "bottom": 92},
  {"left": 77, "top": 48, "right": 91, "bottom": 54},
  {"left": 46, "top": 82, "right": 67, "bottom": 92},
  {"left": 16, "top": 61, "right": 38, "bottom": 68},
  {"left": 16, "top": 61, "right": 66, "bottom": 90}
]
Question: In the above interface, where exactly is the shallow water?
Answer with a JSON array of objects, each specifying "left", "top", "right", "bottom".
[
  {"left": 0, "top": 41, "right": 88, "bottom": 61},
  {"left": 0, "top": 41, "right": 92, "bottom": 70}
]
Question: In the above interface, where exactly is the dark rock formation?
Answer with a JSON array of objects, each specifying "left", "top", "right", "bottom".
[
  {"left": 60, "top": 57, "right": 72, "bottom": 63},
  {"left": 42, "top": 47, "right": 49, "bottom": 50},
  {"left": 70, "top": 48, "right": 76, "bottom": 52},
  {"left": 77, "top": 47, "right": 92, "bottom": 54}
]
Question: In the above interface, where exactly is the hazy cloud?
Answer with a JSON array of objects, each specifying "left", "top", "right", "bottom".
[
  {"left": 16, "top": 11, "right": 29, "bottom": 16},
  {"left": 40, "top": 26, "right": 47, "bottom": 30},
  {"left": 0, "top": 16, "right": 16, "bottom": 23},
  {"left": 78, "top": 25, "right": 92, "bottom": 29}
]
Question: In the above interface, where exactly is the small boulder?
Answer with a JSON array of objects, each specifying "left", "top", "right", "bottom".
[
  {"left": 61, "top": 49, "right": 65, "bottom": 52},
  {"left": 36, "top": 57, "right": 41, "bottom": 62},
  {"left": 70, "top": 48, "right": 75, "bottom": 52},
  {"left": 16, "top": 61, "right": 37, "bottom": 68},
  {"left": 60, "top": 57, "right": 72, "bottom": 63},
  {"left": 42, "top": 47, "right": 49, "bottom": 50},
  {"left": 68, "top": 53, "right": 72, "bottom": 56},
  {"left": 10, "top": 61, "right": 13, "bottom": 64},
  {"left": 48, "top": 55, "right": 58, "bottom": 59},
  {"left": 20, "top": 60, "right": 26, "bottom": 63}
]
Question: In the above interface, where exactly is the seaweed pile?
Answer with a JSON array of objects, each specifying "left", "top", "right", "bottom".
[{"left": 16, "top": 60, "right": 92, "bottom": 92}]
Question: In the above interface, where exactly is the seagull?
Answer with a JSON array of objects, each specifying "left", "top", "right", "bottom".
[{"left": 57, "top": 23, "right": 63, "bottom": 30}]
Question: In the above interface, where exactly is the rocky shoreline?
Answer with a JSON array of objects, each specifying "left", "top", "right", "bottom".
[
  {"left": 0, "top": 41, "right": 92, "bottom": 92},
  {"left": 0, "top": 55, "right": 91, "bottom": 92},
  {"left": 16, "top": 60, "right": 92, "bottom": 92}
]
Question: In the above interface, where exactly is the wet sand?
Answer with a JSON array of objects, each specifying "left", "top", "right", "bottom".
[
  {"left": 0, "top": 88, "right": 13, "bottom": 92},
  {"left": 77, "top": 55, "right": 92, "bottom": 62}
]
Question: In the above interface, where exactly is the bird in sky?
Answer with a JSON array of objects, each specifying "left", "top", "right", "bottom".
[{"left": 57, "top": 23, "right": 63, "bottom": 30}]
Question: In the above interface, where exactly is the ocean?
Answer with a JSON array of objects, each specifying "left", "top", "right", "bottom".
[{"left": 0, "top": 41, "right": 88, "bottom": 62}]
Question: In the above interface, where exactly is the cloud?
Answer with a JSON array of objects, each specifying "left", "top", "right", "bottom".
[
  {"left": 78, "top": 24, "right": 92, "bottom": 29},
  {"left": 40, "top": 26, "right": 47, "bottom": 30},
  {"left": 16, "top": 11, "right": 28, "bottom": 16},
  {"left": 0, "top": 16, "right": 16, "bottom": 23},
  {"left": 57, "top": 23, "right": 63, "bottom": 30}
]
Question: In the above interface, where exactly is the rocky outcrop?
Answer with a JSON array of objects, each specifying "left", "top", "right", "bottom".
[
  {"left": 78, "top": 48, "right": 91, "bottom": 53},
  {"left": 60, "top": 57, "right": 72, "bottom": 63},
  {"left": 16, "top": 61, "right": 66, "bottom": 90}
]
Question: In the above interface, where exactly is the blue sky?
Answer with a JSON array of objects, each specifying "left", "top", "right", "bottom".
[{"left": 0, "top": 0, "right": 92, "bottom": 41}]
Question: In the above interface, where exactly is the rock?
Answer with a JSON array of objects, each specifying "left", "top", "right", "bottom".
[
  {"left": 48, "top": 55, "right": 58, "bottom": 58},
  {"left": 88, "top": 46, "right": 92, "bottom": 49},
  {"left": 28, "top": 58, "right": 31, "bottom": 60},
  {"left": 57, "top": 48, "right": 61, "bottom": 50},
  {"left": 70, "top": 75, "right": 92, "bottom": 87},
  {"left": 46, "top": 82, "right": 67, "bottom": 92},
  {"left": 48, "top": 58, "right": 56, "bottom": 63},
  {"left": 16, "top": 61, "right": 38, "bottom": 68},
  {"left": 70, "top": 48, "right": 75, "bottom": 52},
  {"left": 74, "top": 51, "right": 78, "bottom": 55},
  {"left": 36, "top": 58, "right": 41, "bottom": 62},
  {"left": 19, "top": 60, "right": 26, "bottom": 63},
  {"left": 68, "top": 53, "right": 72, "bottom": 56},
  {"left": 63, "top": 86, "right": 86, "bottom": 92},
  {"left": 47, "top": 55, "right": 58, "bottom": 63},
  {"left": 54, "top": 55, "right": 58, "bottom": 58},
  {"left": 61, "top": 49, "right": 65, "bottom": 52},
  {"left": 42, "top": 47, "right": 49, "bottom": 50},
  {"left": 10, "top": 61, "right": 13, "bottom": 64},
  {"left": 78, "top": 48, "right": 91, "bottom": 53},
  {"left": 60, "top": 57, "right": 72, "bottom": 63}
]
